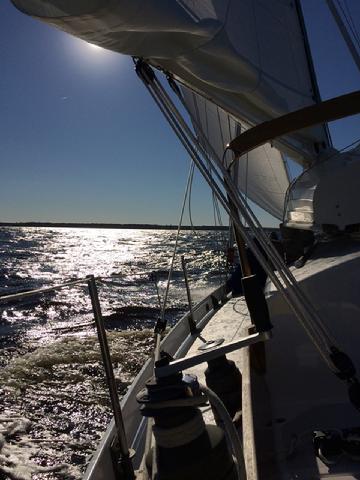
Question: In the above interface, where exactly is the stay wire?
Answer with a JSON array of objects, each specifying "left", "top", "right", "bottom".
[
  {"left": 335, "top": 0, "right": 360, "bottom": 51},
  {"left": 323, "top": 136, "right": 360, "bottom": 162},
  {"left": 343, "top": 0, "right": 360, "bottom": 47},
  {"left": 224, "top": 157, "right": 340, "bottom": 350},
  {"left": 155, "top": 157, "right": 196, "bottom": 361},
  {"left": 187, "top": 161, "right": 196, "bottom": 235},
  {"left": 137, "top": 61, "right": 344, "bottom": 374},
  {"left": 173, "top": 91, "right": 338, "bottom": 353},
  {"left": 220, "top": 153, "right": 339, "bottom": 350},
  {"left": 150, "top": 74, "right": 341, "bottom": 369},
  {"left": 146, "top": 75, "right": 336, "bottom": 370}
]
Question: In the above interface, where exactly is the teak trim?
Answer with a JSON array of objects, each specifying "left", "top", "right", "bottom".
[{"left": 228, "top": 90, "right": 360, "bottom": 157}]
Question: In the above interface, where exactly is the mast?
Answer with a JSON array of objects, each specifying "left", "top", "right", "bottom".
[
  {"left": 295, "top": 0, "right": 332, "bottom": 148},
  {"left": 326, "top": 0, "right": 360, "bottom": 72}
]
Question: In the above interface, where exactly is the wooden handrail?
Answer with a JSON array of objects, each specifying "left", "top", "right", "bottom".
[{"left": 228, "top": 90, "right": 360, "bottom": 157}]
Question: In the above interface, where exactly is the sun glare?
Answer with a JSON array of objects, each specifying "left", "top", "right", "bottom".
[{"left": 88, "top": 43, "right": 102, "bottom": 51}]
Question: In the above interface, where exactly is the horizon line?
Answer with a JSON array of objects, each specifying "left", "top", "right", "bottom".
[{"left": 0, "top": 221, "right": 277, "bottom": 230}]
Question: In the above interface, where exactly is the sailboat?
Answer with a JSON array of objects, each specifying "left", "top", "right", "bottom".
[{"left": 8, "top": 0, "right": 360, "bottom": 479}]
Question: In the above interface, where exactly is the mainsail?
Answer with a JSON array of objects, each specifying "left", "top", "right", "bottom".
[
  {"left": 182, "top": 88, "right": 289, "bottom": 219},
  {"left": 12, "top": 0, "right": 330, "bottom": 218}
]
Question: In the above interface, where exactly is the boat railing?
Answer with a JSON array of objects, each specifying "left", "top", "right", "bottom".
[
  {"left": 0, "top": 269, "right": 228, "bottom": 478},
  {"left": 0, "top": 272, "right": 159, "bottom": 477},
  {"left": 0, "top": 271, "right": 157, "bottom": 304},
  {"left": 0, "top": 276, "right": 89, "bottom": 304}
]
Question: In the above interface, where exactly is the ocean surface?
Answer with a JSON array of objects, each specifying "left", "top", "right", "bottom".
[{"left": 0, "top": 227, "right": 229, "bottom": 480}]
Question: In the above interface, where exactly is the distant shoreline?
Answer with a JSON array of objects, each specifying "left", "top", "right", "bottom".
[
  {"left": 0, "top": 222, "right": 229, "bottom": 231},
  {"left": 0, "top": 222, "right": 277, "bottom": 231}
]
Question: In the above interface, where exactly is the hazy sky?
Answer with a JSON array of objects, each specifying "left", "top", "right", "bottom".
[{"left": 0, "top": 1, "right": 359, "bottom": 226}]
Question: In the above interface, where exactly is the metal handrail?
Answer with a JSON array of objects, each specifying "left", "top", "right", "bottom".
[
  {"left": 87, "top": 275, "right": 135, "bottom": 479},
  {"left": 0, "top": 272, "right": 137, "bottom": 478}
]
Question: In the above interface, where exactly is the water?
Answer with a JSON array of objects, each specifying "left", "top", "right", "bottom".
[{"left": 0, "top": 227, "right": 228, "bottom": 479}]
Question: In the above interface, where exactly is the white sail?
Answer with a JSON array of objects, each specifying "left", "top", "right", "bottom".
[
  {"left": 182, "top": 88, "right": 290, "bottom": 219},
  {"left": 12, "top": 0, "right": 333, "bottom": 221},
  {"left": 12, "top": 0, "right": 329, "bottom": 164}
]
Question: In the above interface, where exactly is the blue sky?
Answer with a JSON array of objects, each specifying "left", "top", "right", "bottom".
[{"left": 0, "top": 1, "right": 359, "bottom": 226}]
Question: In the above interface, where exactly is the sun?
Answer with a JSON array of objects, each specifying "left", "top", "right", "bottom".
[{"left": 88, "top": 43, "right": 102, "bottom": 51}]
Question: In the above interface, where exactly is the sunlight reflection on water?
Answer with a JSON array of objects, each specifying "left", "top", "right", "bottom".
[{"left": 0, "top": 227, "right": 228, "bottom": 479}]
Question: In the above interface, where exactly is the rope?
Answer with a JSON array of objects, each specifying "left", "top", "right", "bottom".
[
  {"left": 142, "top": 67, "right": 340, "bottom": 372},
  {"left": 200, "top": 384, "right": 245, "bottom": 480},
  {"left": 154, "top": 159, "right": 196, "bottom": 361}
]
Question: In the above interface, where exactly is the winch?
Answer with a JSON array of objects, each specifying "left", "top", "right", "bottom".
[{"left": 137, "top": 354, "right": 243, "bottom": 480}]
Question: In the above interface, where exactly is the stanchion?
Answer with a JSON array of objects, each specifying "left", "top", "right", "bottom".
[{"left": 87, "top": 275, "right": 135, "bottom": 479}]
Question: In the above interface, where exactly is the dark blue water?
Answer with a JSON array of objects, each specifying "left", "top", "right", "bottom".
[{"left": 0, "top": 227, "right": 228, "bottom": 479}]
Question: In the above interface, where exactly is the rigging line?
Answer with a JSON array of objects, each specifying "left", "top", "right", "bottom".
[
  {"left": 138, "top": 77, "right": 198, "bottom": 362},
  {"left": 186, "top": 108, "right": 300, "bottom": 292},
  {"left": 148, "top": 75, "right": 336, "bottom": 366},
  {"left": 194, "top": 137, "right": 331, "bottom": 367},
  {"left": 171, "top": 93, "right": 231, "bottom": 254},
  {"left": 215, "top": 196, "right": 224, "bottom": 227},
  {"left": 209, "top": 163, "right": 226, "bottom": 284},
  {"left": 211, "top": 193, "right": 223, "bottom": 286},
  {"left": 343, "top": 0, "right": 360, "bottom": 47},
  {"left": 179, "top": 105, "right": 340, "bottom": 366},
  {"left": 189, "top": 94, "right": 225, "bottom": 256},
  {"left": 187, "top": 161, "right": 196, "bottom": 234},
  {"left": 192, "top": 95, "right": 226, "bottom": 264},
  {"left": 213, "top": 194, "right": 227, "bottom": 248},
  {"left": 191, "top": 90, "right": 212, "bottom": 164},
  {"left": 222, "top": 155, "right": 339, "bottom": 345},
  {"left": 326, "top": 0, "right": 360, "bottom": 71},
  {"left": 220, "top": 169, "right": 338, "bottom": 348},
  {"left": 174, "top": 124, "right": 336, "bottom": 369},
  {"left": 217, "top": 106, "right": 226, "bottom": 155},
  {"left": 164, "top": 77, "right": 333, "bottom": 346},
  {"left": 149, "top": 70, "right": 338, "bottom": 352},
  {"left": 335, "top": 0, "right": 360, "bottom": 50},
  {"left": 211, "top": 192, "right": 227, "bottom": 282},
  {"left": 155, "top": 159, "right": 196, "bottom": 360},
  {"left": 244, "top": 153, "right": 249, "bottom": 226},
  {"left": 230, "top": 179, "right": 340, "bottom": 348},
  {"left": 188, "top": 96, "right": 216, "bottom": 237},
  {"left": 183, "top": 94, "right": 225, "bottom": 279},
  {"left": 322, "top": 136, "right": 360, "bottom": 162},
  {"left": 212, "top": 191, "right": 218, "bottom": 228},
  {"left": 216, "top": 166, "right": 329, "bottom": 347}
]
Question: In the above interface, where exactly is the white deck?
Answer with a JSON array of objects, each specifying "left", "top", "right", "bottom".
[
  {"left": 85, "top": 240, "right": 360, "bottom": 480},
  {"left": 187, "top": 296, "right": 258, "bottom": 480},
  {"left": 263, "top": 240, "right": 360, "bottom": 479},
  {"left": 186, "top": 239, "right": 360, "bottom": 480}
]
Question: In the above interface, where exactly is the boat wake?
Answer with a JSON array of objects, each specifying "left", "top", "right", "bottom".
[{"left": 0, "top": 330, "right": 154, "bottom": 479}]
